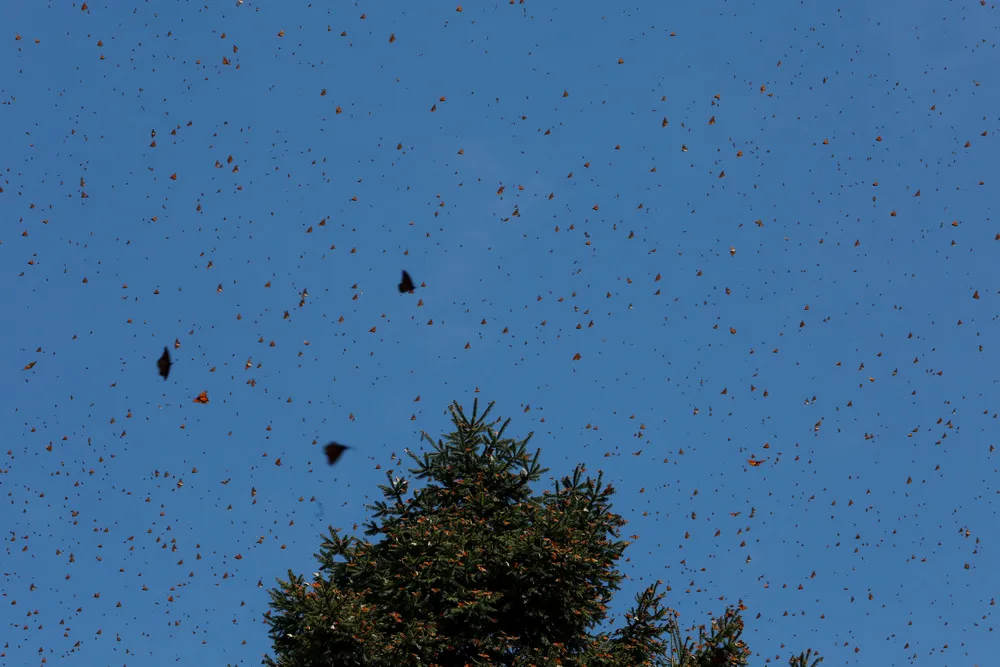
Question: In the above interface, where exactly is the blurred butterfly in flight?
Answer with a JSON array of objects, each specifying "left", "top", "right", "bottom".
[
  {"left": 398, "top": 270, "right": 415, "bottom": 294},
  {"left": 157, "top": 347, "right": 172, "bottom": 380},
  {"left": 324, "top": 442, "right": 350, "bottom": 466}
]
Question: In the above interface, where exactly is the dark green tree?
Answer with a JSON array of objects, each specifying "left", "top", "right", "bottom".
[{"left": 263, "top": 399, "right": 821, "bottom": 667}]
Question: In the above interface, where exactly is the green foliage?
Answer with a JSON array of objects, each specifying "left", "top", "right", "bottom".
[
  {"left": 263, "top": 399, "right": 819, "bottom": 667},
  {"left": 787, "top": 648, "right": 823, "bottom": 667}
]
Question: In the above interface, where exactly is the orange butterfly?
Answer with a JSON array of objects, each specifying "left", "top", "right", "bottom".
[
  {"left": 746, "top": 458, "right": 767, "bottom": 467},
  {"left": 193, "top": 391, "right": 210, "bottom": 404}
]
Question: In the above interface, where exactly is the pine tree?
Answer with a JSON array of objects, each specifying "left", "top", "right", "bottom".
[{"left": 263, "top": 399, "right": 821, "bottom": 667}]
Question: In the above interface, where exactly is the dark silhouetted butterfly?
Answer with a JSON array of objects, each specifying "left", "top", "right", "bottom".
[
  {"left": 157, "top": 347, "right": 172, "bottom": 380},
  {"left": 398, "top": 270, "right": 415, "bottom": 294},
  {"left": 324, "top": 442, "right": 350, "bottom": 465}
]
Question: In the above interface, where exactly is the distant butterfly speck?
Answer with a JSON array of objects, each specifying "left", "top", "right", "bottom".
[
  {"left": 398, "top": 270, "right": 416, "bottom": 294},
  {"left": 324, "top": 442, "right": 350, "bottom": 466},
  {"left": 157, "top": 347, "right": 172, "bottom": 380}
]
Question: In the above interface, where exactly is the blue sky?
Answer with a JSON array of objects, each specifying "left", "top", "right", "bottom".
[{"left": 3, "top": 1, "right": 998, "bottom": 664}]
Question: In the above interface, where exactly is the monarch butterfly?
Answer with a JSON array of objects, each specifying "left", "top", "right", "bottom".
[
  {"left": 746, "top": 458, "right": 766, "bottom": 467},
  {"left": 193, "top": 391, "right": 209, "bottom": 404},
  {"left": 324, "top": 442, "right": 350, "bottom": 465},
  {"left": 398, "top": 270, "right": 415, "bottom": 294},
  {"left": 157, "top": 347, "right": 172, "bottom": 380}
]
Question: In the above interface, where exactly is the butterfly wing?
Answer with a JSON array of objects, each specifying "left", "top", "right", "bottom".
[
  {"left": 324, "top": 442, "right": 349, "bottom": 465},
  {"left": 398, "top": 270, "right": 415, "bottom": 293},
  {"left": 157, "top": 347, "right": 172, "bottom": 380}
]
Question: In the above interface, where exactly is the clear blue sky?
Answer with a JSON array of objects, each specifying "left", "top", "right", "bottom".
[{"left": 3, "top": 1, "right": 998, "bottom": 664}]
